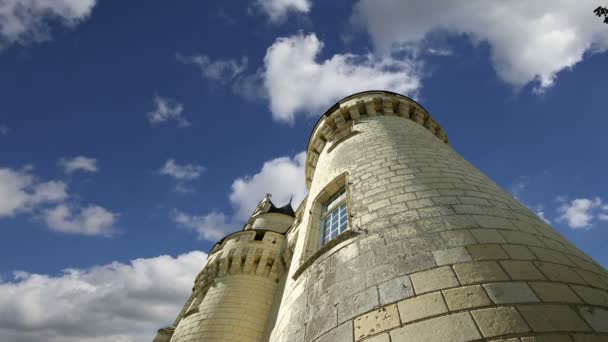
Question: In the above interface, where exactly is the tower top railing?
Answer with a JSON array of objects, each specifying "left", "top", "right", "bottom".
[{"left": 305, "top": 90, "right": 449, "bottom": 189}]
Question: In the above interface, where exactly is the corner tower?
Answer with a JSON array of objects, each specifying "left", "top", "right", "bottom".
[
  {"left": 268, "top": 91, "right": 608, "bottom": 341},
  {"left": 154, "top": 195, "right": 295, "bottom": 342}
]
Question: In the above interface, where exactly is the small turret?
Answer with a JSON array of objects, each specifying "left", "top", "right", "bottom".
[{"left": 155, "top": 195, "right": 294, "bottom": 342}]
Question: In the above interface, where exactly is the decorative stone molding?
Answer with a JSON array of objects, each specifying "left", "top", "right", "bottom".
[{"left": 305, "top": 91, "right": 449, "bottom": 188}]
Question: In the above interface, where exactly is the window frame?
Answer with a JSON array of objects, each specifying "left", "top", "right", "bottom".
[
  {"left": 293, "top": 172, "right": 355, "bottom": 279},
  {"left": 319, "top": 187, "right": 348, "bottom": 246}
]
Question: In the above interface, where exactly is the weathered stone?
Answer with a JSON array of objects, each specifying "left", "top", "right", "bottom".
[
  {"left": 453, "top": 261, "right": 509, "bottom": 284},
  {"left": 410, "top": 266, "right": 460, "bottom": 294},
  {"left": 390, "top": 312, "right": 481, "bottom": 342},
  {"left": 529, "top": 282, "right": 582, "bottom": 303},
  {"left": 471, "top": 306, "right": 530, "bottom": 337},
  {"left": 397, "top": 292, "right": 448, "bottom": 323},
  {"left": 378, "top": 275, "right": 414, "bottom": 305},
  {"left": 518, "top": 304, "right": 592, "bottom": 332},
  {"left": 354, "top": 304, "right": 400, "bottom": 340},
  {"left": 483, "top": 282, "right": 540, "bottom": 304},
  {"left": 316, "top": 321, "right": 354, "bottom": 342},
  {"left": 442, "top": 285, "right": 491, "bottom": 311},
  {"left": 578, "top": 306, "right": 608, "bottom": 332}
]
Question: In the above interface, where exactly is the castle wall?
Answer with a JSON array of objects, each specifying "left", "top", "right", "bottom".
[
  {"left": 267, "top": 93, "right": 608, "bottom": 342},
  {"left": 170, "top": 230, "right": 286, "bottom": 342}
]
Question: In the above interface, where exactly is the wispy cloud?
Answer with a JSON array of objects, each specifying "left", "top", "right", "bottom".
[
  {"left": 176, "top": 53, "right": 248, "bottom": 83},
  {"left": 0, "top": 125, "right": 9, "bottom": 136},
  {"left": 172, "top": 152, "right": 308, "bottom": 241},
  {"left": 0, "top": 0, "right": 97, "bottom": 50},
  {"left": 147, "top": 95, "right": 190, "bottom": 128},
  {"left": 557, "top": 197, "right": 607, "bottom": 230},
  {"left": 59, "top": 156, "right": 99, "bottom": 174},
  {"left": 159, "top": 159, "right": 205, "bottom": 193},
  {"left": 254, "top": 0, "right": 311, "bottom": 23},
  {"left": 0, "top": 166, "right": 118, "bottom": 236}
]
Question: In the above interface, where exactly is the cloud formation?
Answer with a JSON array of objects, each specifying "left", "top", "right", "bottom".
[
  {"left": 0, "top": 167, "right": 68, "bottom": 217},
  {"left": 557, "top": 197, "right": 608, "bottom": 229},
  {"left": 353, "top": 0, "right": 608, "bottom": 91},
  {"left": 159, "top": 159, "right": 205, "bottom": 193},
  {"left": 0, "top": 250, "right": 207, "bottom": 342},
  {"left": 255, "top": 0, "right": 311, "bottom": 22},
  {"left": 0, "top": 0, "right": 96, "bottom": 49},
  {"left": 60, "top": 156, "right": 99, "bottom": 174},
  {"left": 44, "top": 204, "right": 118, "bottom": 236},
  {"left": 0, "top": 125, "right": 9, "bottom": 135},
  {"left": 176, "top": 54, "right": 248, "bottom": 82},
  {"left": 147, "top": 96, "right": 190, "bottom": 128},
  {"left": 230, "top": 151, "right": 307, "bottom": 221},
  {"left": 263, "top": 33, "right": 421, "bottom": 123},
  {"left": 172, "top": 152, "right": 307, "bottom": 240},
  {"left": 0, "top": 166, "right": 118, "bottom": 236}
]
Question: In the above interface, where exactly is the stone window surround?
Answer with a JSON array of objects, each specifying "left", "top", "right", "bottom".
[{"left": 292, "top": 172, "right": 356, "bottom": 279}]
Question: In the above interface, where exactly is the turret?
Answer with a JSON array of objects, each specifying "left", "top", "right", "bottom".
[{"left": 154, "top": 195, "right": 294, "bottom": 342}]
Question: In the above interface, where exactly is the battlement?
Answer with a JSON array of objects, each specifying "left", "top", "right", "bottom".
[{"left": 305, "top": 90, "right": 448, "bottom": 188}]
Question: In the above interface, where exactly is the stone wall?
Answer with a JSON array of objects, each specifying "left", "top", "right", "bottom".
[{"left": 267, "top": 92, "right": 608, "bottom": 342}]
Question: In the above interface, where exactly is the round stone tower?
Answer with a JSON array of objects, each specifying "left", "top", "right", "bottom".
[
  {"left": 267, "top": 91, "right": 608, "bottom": 342},
  {"left": 154, "top": 195, "right": 295, "bottom": 342}
]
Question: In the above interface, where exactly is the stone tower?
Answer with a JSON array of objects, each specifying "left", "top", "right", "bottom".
[{"left": 156, "top": 91, "right": 608, "bottom": 342}]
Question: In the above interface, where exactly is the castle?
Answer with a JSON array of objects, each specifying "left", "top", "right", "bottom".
[{"left": 155, "top": 91, "right": 608, "bottom": 342}]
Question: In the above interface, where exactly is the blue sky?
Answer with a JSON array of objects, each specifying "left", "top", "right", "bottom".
[{"left": 0, "top": 1, "right": 607, "bottom": 341}]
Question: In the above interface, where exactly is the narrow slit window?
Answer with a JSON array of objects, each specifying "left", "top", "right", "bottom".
[{"left": 320, "top": 188, "right": 348, "bottom": 245}]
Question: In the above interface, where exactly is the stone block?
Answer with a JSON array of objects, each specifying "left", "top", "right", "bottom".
[
  {"left": 453, "top": 261, "right": 509, "bottom": 285},
  {"left": 578, "top": 306, "right": 608, "bottom": 332},
  {"left": 502, "top": 244, "right": 536, "bottom": 260},
  {"left": 303, "top": 305, "right": 337, "bottom": 341},
  {"left": 535, "top": 262, "right": 587, "bottom": 284},
  {"left": 337, "top": 286, "right": 379, "bottom": 323},
  {"left": 474, "top": 215, "right": 516, "bottom": 230},
  {"left": 572, "top": 334, "right": 608, "bottom": 342},
  {"left": 432, "top": 247, "right": 472, "bottom": 266},
  {"left": 466, "top": 244, "right": 509, "bottom": 261},
  {"left": 354, "top": 304, "right": 400, "bottom": 341},
  {"left": 397, "top": 292, "right": 448, "bottom": 323},
  {"left": 362, "top": 333, "right": 390, "bottom": 342},
  {"left": 410, "top": 266, "right": 460, "bottom": 294},
  {"left": 518, "top": 304, "right": 592, "bottom": 332},
  {"left": 500, "top": 230, "right": 544, "bottom": 247},
  {"left": 500, "top": 260, "right": 546, "bottom": 280},
  {"left": 529, "top": 246, "right": 575, "bottom": 266},
  {"left": 529, "top": 282, "right": 582, "bottom": 303},
  {"left": 378, "top": 275, "right": 414, "bottom": 305},
  {"left": 470, "top": 229, "right": 506, "bottom": 244},
  {"left": 520, "top": 336, "right": 573, "bottom": 342},
  {"left": 483, "top": 282, "right": 540, "bottom": 304},
  {"left": 316, "top": 321, "right": 353, "bottom": 342},
  {"left": 390, "top": 312, "right": 481, "bottom": 342},
  {"left": 442, "top": 285, "right": 491, "bottom": 310},
  {"left": 570, "top": 285, "right": 608, "bottom": 307},
  {"left": 440, "top": 230, "right": 476, "bottom": 247},
  {"left": 471, "top": 306, "right": 530, "bottom": 337}
]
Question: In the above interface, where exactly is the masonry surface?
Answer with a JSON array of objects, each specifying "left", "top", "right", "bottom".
[{"left": 155, "top": 91, "right": 608, "bottom": 342}]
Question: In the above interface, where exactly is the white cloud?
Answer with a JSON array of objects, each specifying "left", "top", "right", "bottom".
[
  {"left": 44, "top": 204, "right": 118, "bottom": 236},
  {"left": 160, "top": 160, "right": 204, "bottom": 181},
  {"left": 0, "top": 167, "right": 68, "bottom": 217},
  {"left": 147, "top": 96, "right": 190, "bottom": 128},
  {"left": 263, "top": 33, "right": 421, "bottom": 123},
  {"left": 0, "top": 250, "right": 207, "bottom": 342},
  {"left": 172, "top": 210, "right": 235, "bottom": 241},
  {"left": 60, "top": 156, "right": 99, "bottom": 174},
  {"left": 0, "top": 125, "right": 9, "bottom": 135},
  {"left": 230, "top": 151, "right": 307, "bottom": 221},
  {"left": 353, "top": 0, "right": 608, "bottom": 91},
  {"left": 172, "top": 151, "right": 307, "bottom": 240},
  {"left": 255, "top": 0, "right": 311, "bottom": 22},
  {"left": 557, "top": 197, "right": 604, "bottom": 229},
  {"left": 159, "top": 159, "right": 205, "bottom": 194},
  {"left": 176, "top": 54, "right": 248, "bottom": 82},
  {"left": 0, "top": 0, "right": 96, "bottom": 50}
]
